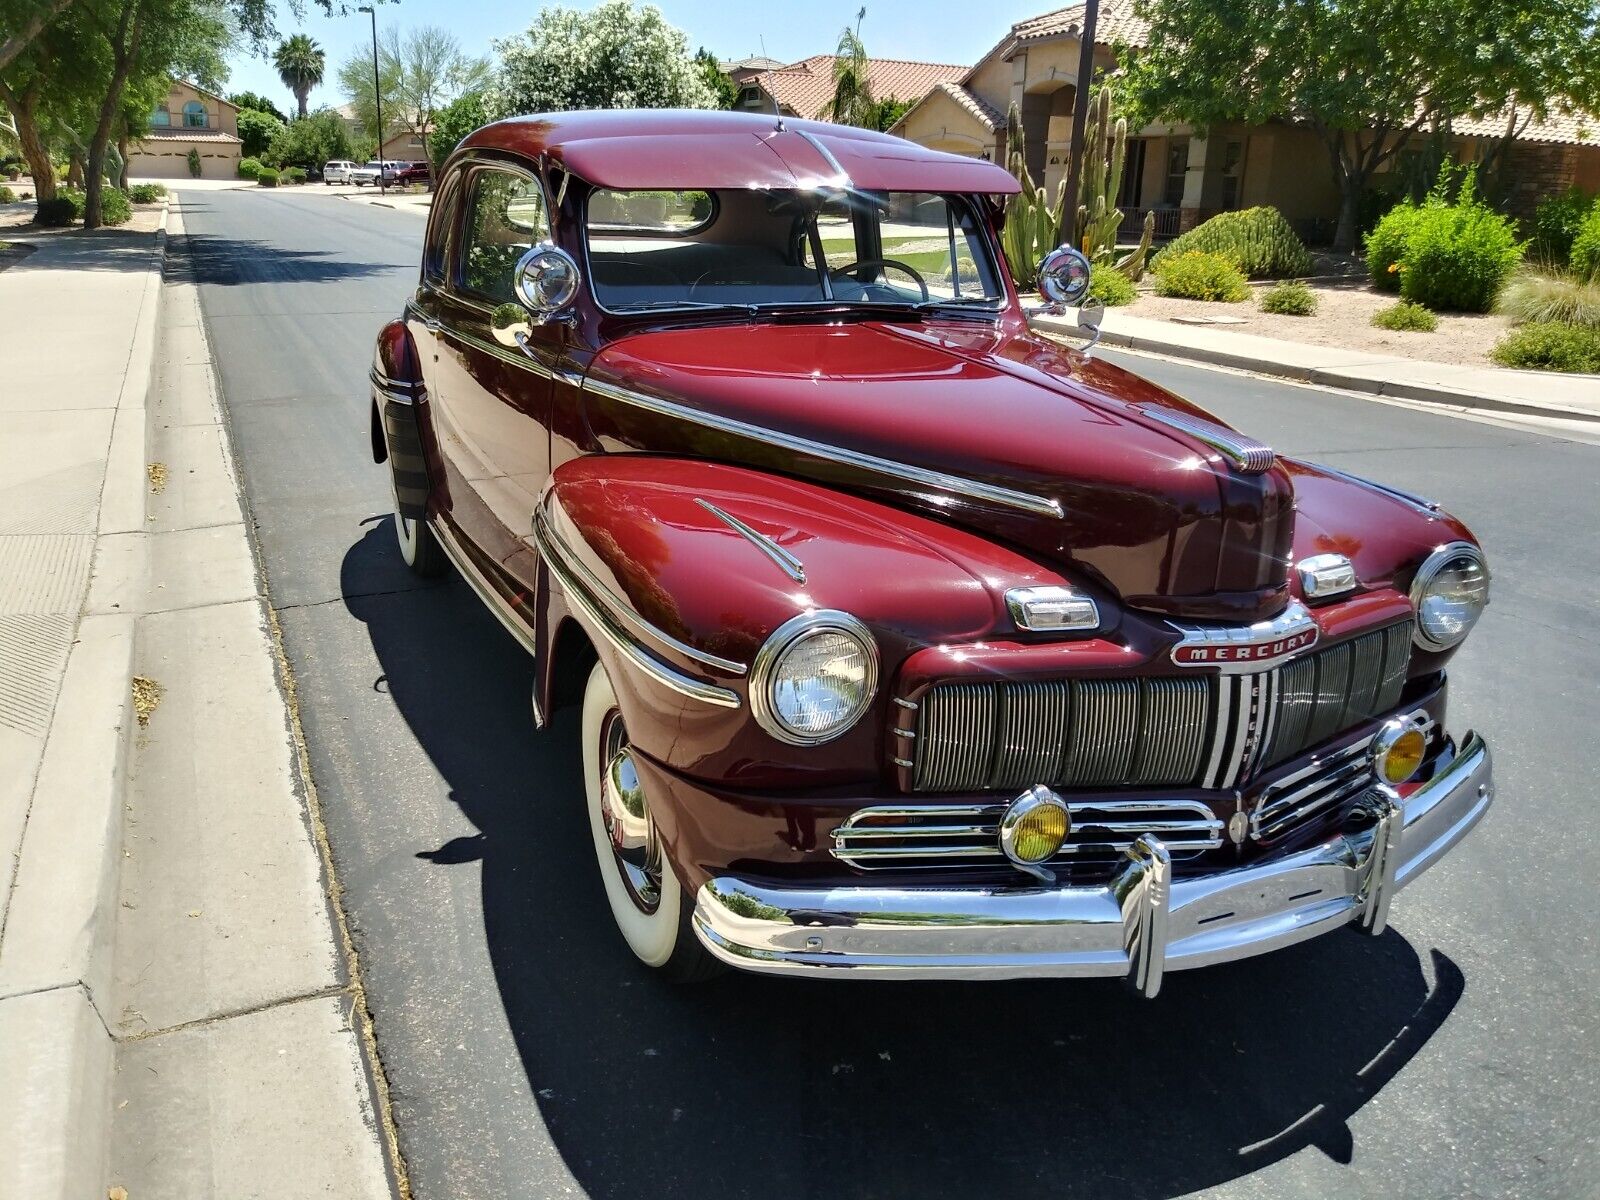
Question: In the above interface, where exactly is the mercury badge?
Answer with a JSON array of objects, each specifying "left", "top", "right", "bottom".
[{"left": 1168, "top": 600, "right": 1320, "bottom": 673}]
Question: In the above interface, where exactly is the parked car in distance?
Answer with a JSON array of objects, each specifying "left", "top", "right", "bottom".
[
  {"left": 394, "top": 161, "right": 431, "bottom": 187},
  {"left": 323, "top": 160, "right": 357, "bottom": 185},
  {"left": 370, "top": 110, "right": 1495, "bottom": 994}
]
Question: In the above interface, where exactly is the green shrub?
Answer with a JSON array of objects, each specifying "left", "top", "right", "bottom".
[
  {"left": 1572, "top": 203, "right": 1600, "bottom": 281},
  {"left": 1371, "top": 300, "right": 1438, "bottom": 332},
  {"left": 56, "top": 186, "right": 85, "bottom": 218},
  {"left": 256, "top": 167, "right": 279, "bottom": 188},
  {"left": 128, "top": 182, "right": 165, "bottom": 203},
  {"left": 1150, "top": 206, "right": 1313, "bottom": 279},
  {"left": 280, "top": 166, "right": 307, "bottom": 185},
  {"left": 1496, "top": 272, "right": 1600, "bottom": 330},
  {"left": 1398, "top": 187, "right": 1524, "bottom": 312},
  {"left": 1259, "top": 279, "right": 1317, "bottom": 316},
  {"left": 34, "top": 196, "right": 76, "bottom": 226},
  {"left": 1153, "top": 250, "right": 1249, "bottom": 301},
  {"left": 238, "top": 157, "right": 263, "bottom": 180},
  {"left": 1365, "top": 201, "right": 1423, "bottom": 292},
  {"left": 98, "top": 186, "right": 131, "bottom": 226},
  {"left": 1491, "top": 321, "right": 1600, "bottom": 372},
  {"left": 0, "top": 186, "right": 14, "bottom": 204},
  {"left": 1087, "top": 266, "right": 1137, "bottom": 306},
  {"left": 187, "top": 148, "right": 202, "bottom": 178},
  {"left": 1532, "top": 188, "right": 1596, "bottom": 264}
]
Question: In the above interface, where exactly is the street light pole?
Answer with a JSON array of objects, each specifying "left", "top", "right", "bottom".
[
  {"left": 1060, "top": 0, "right": 1100, "bottom": 250},
  {"left": 358, "top": 4, "right": 385, "bottom": 195}
]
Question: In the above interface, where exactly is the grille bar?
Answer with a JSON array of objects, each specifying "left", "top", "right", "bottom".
[
  {"left": 1251, "top": 736, "right": 1377, "bottom": 843},
  {"left": 909, "top": 621, "right": 1413, "bottom": 794}
]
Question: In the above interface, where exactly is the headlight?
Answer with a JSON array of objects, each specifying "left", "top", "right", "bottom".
[
  {"left": 751, "top": 611, "right": 878, "bottom": 745},
  {"left": 1411, "top": 542, "right": 1489, "bottom": 649}
]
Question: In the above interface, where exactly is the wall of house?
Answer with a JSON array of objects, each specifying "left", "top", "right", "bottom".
[
  {"left": 127, "top": 141, "right": 240, "bottom": 179},
  {"left": 895, "top": 92, "right": 998, "bottom": 159},
  {"left": 1238, "top": 125, "right": 1341, "bottom": 229},
  {"left": 152, "top": 81, "right": 237, "bottom": 138},
  {"left": 380, "top": 130, "right": 429, "bottom": 161}
]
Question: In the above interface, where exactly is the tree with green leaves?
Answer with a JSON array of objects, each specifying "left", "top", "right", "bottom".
[
  {"left": 337, "top": 25, "right": 488, "bottom": 158},
  {"left": 487, "top": 0, "right": 714, "bottom": 117},
  {"left": 827, "top": 8, "right": 876, "bottom": 128},
  {"left": 228, "top": 89, "right": 285, "bottom": 121},
  {"left": 265, "top": 105, "right": 352, "bottom": 168},
  {"left": 274, "top": 32, "right": 323, "bottom": 119},
  {"left": 428, "top": 88, "right": 486, "bottom": 171},
  {"left": 695, "top": 48, "right": 737, "bottom": 110},
  {"left": 237, "top": 106, "right": 282, "bottom": 156},
  {"left": 1125, "top": 0, "right": 1600, "bottom": 252}
]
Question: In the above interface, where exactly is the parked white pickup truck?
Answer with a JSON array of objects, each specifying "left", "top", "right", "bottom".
[{"left": 349, "top": 160, "right": 403, "bottom": 187}]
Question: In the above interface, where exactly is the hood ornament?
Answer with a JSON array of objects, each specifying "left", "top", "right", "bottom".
[{"left": 1140, "top": 407, "right": 1276, "bottom": 473}]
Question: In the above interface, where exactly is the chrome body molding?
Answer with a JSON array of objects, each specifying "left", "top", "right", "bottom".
[
  {"left": 532, "top": 511, "right": 742, "bottom": 709},
  {"left": 534, "top": 507, "right": 746, "bottom": 676},
  {"left": 1168, "top": 599, "right": 1318, "bottom": 673},
  {"left": 1309, "top": 462, "right": 1442, "bottom": 516},
  {"left": 581, "top": 377, "right": 1065, "bottom": 520},
  {"left": 369, "top": 367, "right": 423, "bottom": 403},
  {"left": 430, "top": 518, "right": 540, "bottom": 659},
  {"left": 1141, "top": 407, "right": 1275, "bottom": 473},
  {"left": 1297, "top": 552, "right": 1357, "bottom": 600},
  {"left": 694, "top": 498, "right": 806, "bottom": 584},
  {"left": 793, "top": 128, "right": 851, "bottom": 186},
  {"left": 691, "top": 733, "right": 1492, "bottom": 988}
]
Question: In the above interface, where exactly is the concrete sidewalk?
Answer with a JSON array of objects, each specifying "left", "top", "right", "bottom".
[
  {"left": 0, "top": 203, "right": 395, "bottom": 1197},
  {"left": 1034, "top": 308, "right": 1600, "bottom": 423}
]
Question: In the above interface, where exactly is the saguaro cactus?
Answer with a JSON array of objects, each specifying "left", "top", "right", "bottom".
[
  {"left": 1000, "top": 102, "right": 1067, "bottom": 291},
  {"left": 1070, "top": 82, "right": 1155, "bottom": 281}
]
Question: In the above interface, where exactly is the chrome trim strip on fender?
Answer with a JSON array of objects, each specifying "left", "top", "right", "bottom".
[
  {"left": 694, "top": 498, "right": 806, "bottom": 584},
  {"left": 534, "top": 507, "right": 746, "bottom": 676},
  {"left": 1308, "top": 462, "right": 1442, "bottom": 516},
  {"left": 532, "top": 513, "right": 743, "bottom": 709},
  {"left": 430, "top": 518, "right": 540, "bottom": 659},
  {"left": 1140, "top": 407, "right": 1275, "bottom": 473},
  {"left": 581, "top": 378, "right": 1065, "bottom": 520},
  {"left": 369, "top": 368, "right": 423, "bottom": 401}
]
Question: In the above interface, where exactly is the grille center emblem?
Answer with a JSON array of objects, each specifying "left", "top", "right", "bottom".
[{"left": 1168, "top": 601, "right": 1319, "bottom": 673}]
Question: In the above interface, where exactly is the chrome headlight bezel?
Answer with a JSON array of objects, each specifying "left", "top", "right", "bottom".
[
  {"left": 1410, "top": 541, "right": 1489, "bottom": 650},
  {"left": 750, "top": 610, "right": 879, "bottom": 746}
]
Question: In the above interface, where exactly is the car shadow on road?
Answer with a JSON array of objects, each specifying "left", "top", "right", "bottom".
[
  {"left": 165, "top": 219, "right": 405, "bottom": 286},
  {"left": 343, "top": 519, "right": 1466, "bottom": 1200}
]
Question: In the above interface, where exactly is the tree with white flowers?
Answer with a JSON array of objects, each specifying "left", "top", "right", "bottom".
[{"left": 487, "top": 0, "right": 714, "bottom": 118}]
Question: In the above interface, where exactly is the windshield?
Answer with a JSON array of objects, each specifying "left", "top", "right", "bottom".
[{"left": 584, "top": 188, "right": 1003, "bottom": 315}]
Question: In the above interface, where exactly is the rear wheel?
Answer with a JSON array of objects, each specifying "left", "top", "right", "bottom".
[
  {"left": 581, "top": 661, "right": 720, "bottom": 981},
  {"left": 390, "top": 460, "right": 445, "bottom": 577}
]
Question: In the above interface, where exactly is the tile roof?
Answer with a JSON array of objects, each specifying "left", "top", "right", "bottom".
[
  {"left": 139, "top": 128, "right": 242, "bottom": 144},
  {"left": 748, "top": 54, "right": 968, "bottom": 120},
  {"left": 1009, "top": 0, "right": 1150, "bottom": 49},
  {"left": 1451, "top": 105, "right": 1598, "bottom": 148},
  {"left": 929, "top": 82, "right": 1005, "bottom": 132}
]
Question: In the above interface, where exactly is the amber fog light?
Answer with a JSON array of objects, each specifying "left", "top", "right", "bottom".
[
  {"left": 1000, "top": 786, "right": 1072, "bottom": 865},
  {"left": 1372, "top": 720, "right": 1428, "bottom": 785}
]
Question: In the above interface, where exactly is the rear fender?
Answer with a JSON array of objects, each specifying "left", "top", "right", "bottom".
[{"left": 370, "top": 317, "right": 429, "bottom": 518}]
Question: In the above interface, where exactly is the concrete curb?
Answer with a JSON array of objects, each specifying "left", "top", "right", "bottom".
[
  {"left": 0, "top": 201, "right": 166, "bottom": 1200},
  {"left": 1035, "top": 314, "right": 1600, "bottom": 426}
]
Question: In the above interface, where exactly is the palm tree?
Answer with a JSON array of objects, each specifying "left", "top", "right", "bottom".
[
  {"left": 275, "top": 34, "right": 325, "bottom": 120},
  {"left": 827, "top": 8, "right": 875, "bottom": 128}
]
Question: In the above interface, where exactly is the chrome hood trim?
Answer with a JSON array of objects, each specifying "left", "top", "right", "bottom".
[{"left": 1141, "top": 406, "right": 1275, "bottom": 473}]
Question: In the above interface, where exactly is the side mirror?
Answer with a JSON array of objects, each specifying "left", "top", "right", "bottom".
[
  {"left": 513, "top": 243, "right": 580, "bottom": 323},
  {"left": 490, "top": 302, "right": 532, "bottom": 350},
  {"left": 1037, "top": 244, "right": 1092, "bottom": 311},
  {"left": 1077, "top": 297, "right": 1106, "bottom": 355}
]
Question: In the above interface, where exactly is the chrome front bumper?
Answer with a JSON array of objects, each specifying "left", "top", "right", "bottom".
[{"left": 691, "top": 732, "right": 1492, "bottom": 993}]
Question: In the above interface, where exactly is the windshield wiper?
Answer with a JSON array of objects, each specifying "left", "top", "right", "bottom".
[
  {"left": 610, "top": 300, "right": 758, "bottom": 316},
  {"left": 760, "top": 301, "right": 925, "bottom": 323}
]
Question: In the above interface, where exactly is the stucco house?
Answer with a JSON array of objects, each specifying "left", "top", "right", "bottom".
[
  {"left": 734, "top": 54, "right": 968, "bottom": 121},
  {"left": 128, "top": 80, "right": 241, "bottom": 179},
  {"left": 892, "top": 0, "right": 1600, "bottom": 241}
]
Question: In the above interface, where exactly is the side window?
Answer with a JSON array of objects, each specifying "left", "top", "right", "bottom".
[
  {"left": 423, "top": 170, "right": 462, "bottom": 284},
  {"left": 800, "top": 194, "right": 860, "bottom": 269},
  {"left": 456, "top": 168, "right": 551, "bottom": 305}
]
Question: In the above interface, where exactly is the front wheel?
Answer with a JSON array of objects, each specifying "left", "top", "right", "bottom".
[{"left": 581, "top": 662, "right": 721, "bottom": 982}]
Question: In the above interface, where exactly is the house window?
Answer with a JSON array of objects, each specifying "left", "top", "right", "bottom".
[
  {"left": 151, "top": 108, "right": 171, "bottom": 127},
  {"left": 183, "top": 100, "right": 207, "bottom": 128},
  {"left": 1118, "top": 138, "right": 1148, "bottom": 209},
  {"left": 1163, "top": 141, "right": 1189, "bottom": 207}
]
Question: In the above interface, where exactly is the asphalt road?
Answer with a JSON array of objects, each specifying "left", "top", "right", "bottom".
[{"left": 175, "top": 184, "right": 1600, "bottom": 1200}]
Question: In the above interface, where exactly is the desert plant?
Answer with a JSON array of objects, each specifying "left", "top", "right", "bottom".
[
  {"left": 128, "top": 183, "right": 165, "bottom": 204},
  {"left": 1371, "top": 299, "right": 1438, "bottom": 331},
  {"left": 1152, "top": 206, "right": 1313, "bottom": 279},
  {"left": 1153, "top": 250, "right": 1249, "bottom": 301},
  {"left": 1365, "top": 200, "right": 1423, "bottom": 291},
  {"left": 1398, "top": 171, "right": 1523, "bottom": 312},
  {"left": 238, "top": 157, "right": 264, "bottom": 180},
  {"left": 281, "top": 166, "right": 307, "bottom": 184},
  {"left": 187, "top": 148, "right": 202, "bottom": 178},
  {"left": 1491, "top": 321, "right": 1600, "bottom": 372},
  {"left": 0, "top": 186, "right": 14, "bottom": 204},
  {"left": 1087, "top": 266, "right": 1138, "bottom": 306},
  {"left": 1532, "top": 187, "right": 1596, "bottom": 264},
  {"left": 98, "top": 186, "right": 131, "bottom": 226},
  {"left": 34, "top": 196, "right": 76, "bottom": 226},
  {"left": 1000, "top": 102, "right": 1066, "bottom": 291},
  {"left": 1259, "top": 280, "right": 1318, "bottom": 316},
  {"left": 256, "top": 167, "right": 280, "bottom": 188},
  {"left": 1070, "top": 83, "right": 1156, "bottom": 280},
  {"left": 1572, "top": 203, "right": 1600, "bottom": 281},
  {"left": 1496, "top": 272, "right": 1600, "bottom": 330}
]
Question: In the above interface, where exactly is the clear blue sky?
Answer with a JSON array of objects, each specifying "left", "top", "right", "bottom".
[{"left": 223, "top": 0, "right": 1051, "bottom": 110}]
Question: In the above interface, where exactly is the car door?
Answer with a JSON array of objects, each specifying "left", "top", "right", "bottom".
[{"left": 430, "top": 162, "right": 558, "bottom": 574}]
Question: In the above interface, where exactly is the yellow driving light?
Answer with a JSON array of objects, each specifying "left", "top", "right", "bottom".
[
  {"left": 999, "top": 786, "right": 1072, "bottom": 866},
  {"left": 1372, "top": 720, "right": 1428, "bottom": 786}
]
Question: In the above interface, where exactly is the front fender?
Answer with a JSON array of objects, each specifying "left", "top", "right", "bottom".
[{"left": 535, "top": 455, "right": 1080, "bottom": 788}]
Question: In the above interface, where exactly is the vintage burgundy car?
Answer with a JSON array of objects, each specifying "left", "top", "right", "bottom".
[{"left": 369, "top": 110, "right": 1493, "bottom": 993}]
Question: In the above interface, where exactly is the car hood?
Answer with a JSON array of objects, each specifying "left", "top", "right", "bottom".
[{"left": 583, "top": 319, "right": 1296, "bottom": 622}]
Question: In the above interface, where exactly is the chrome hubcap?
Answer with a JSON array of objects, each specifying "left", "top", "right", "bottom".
[{"left": 599, "top": 711, "right": 662, "bottom": 913}]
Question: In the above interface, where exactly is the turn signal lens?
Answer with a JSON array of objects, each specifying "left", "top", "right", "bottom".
[
  {"left": 1000, "top": 787, "right": 1071, "bottom": 865},
  {"left": 1373, "top": 723, "right": 1427, "bottom": 785}
]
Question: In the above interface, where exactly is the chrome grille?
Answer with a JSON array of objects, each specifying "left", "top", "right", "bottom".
[
  {"left": 1252, "top": 736, "right": 1378, "bottom": 843},
  {"left": 832, "top": 799, "right": 1225, "bottom": 870},
  {"left": 907, "top": 621, "right": 1412, "bottom": 793}
]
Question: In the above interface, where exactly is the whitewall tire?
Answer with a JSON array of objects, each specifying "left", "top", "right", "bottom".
[{"left": 390, "top": 466, "right": 445, "bottom": 577}]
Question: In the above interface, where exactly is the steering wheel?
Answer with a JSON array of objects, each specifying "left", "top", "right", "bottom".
[{"left": 829, "top": 258, "right": 930, "bottom": 302}]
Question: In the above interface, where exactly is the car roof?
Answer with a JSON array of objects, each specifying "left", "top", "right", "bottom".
[{"left": 458, "top": 108, "right": 1020, "bottom": 195}]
